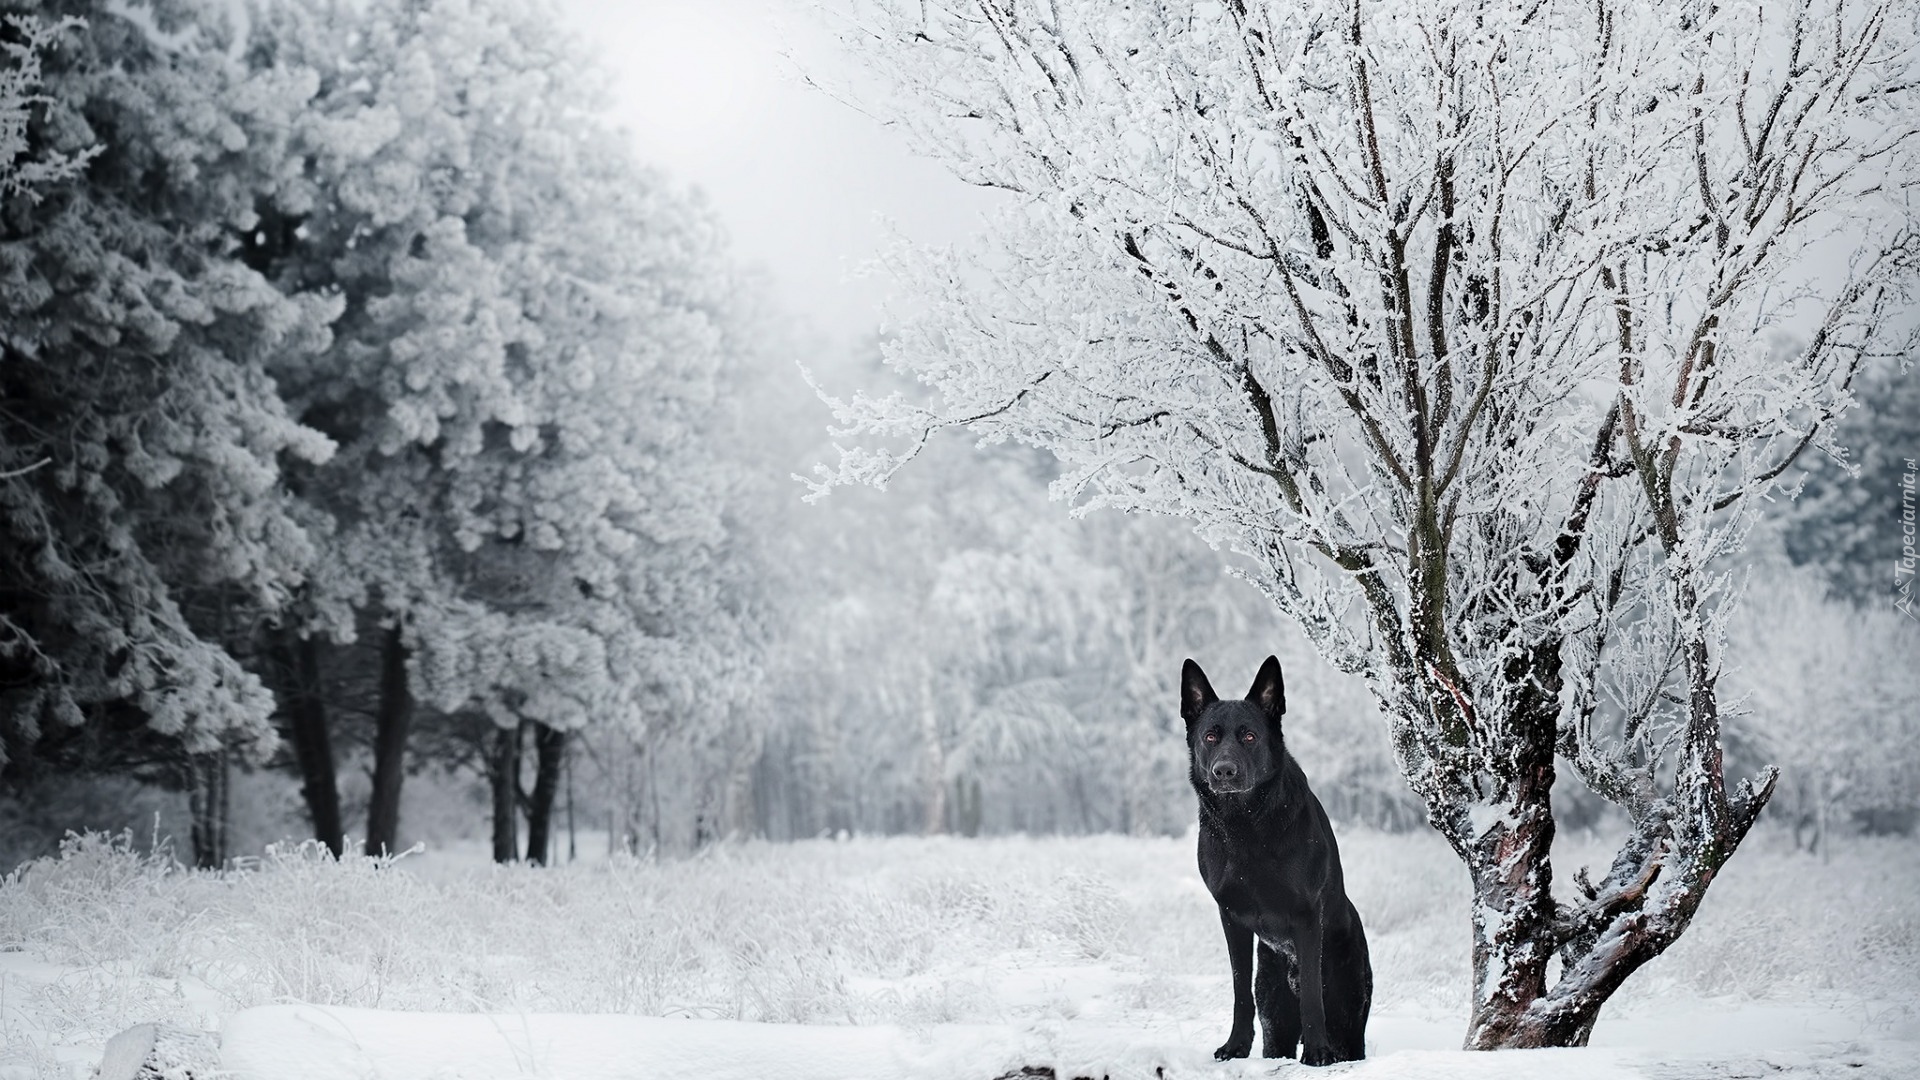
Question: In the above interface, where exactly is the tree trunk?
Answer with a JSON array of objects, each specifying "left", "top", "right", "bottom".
[
  {"left": 269, "top": 632, "right": 344, "bottom": 858},
  {"left": 1442, "top": 680, "right": 1775, "bottom": 1049},
  {"left": 1459, "top": 757, "right": 1561, "bottom": 1048},
  {"left": 919, "top": 674, "right": 945, "bottom": 834},
  {"left": 487, "top": 720, "right": 524, "bottom": 863},
  {"left": 364, "top": 622, "right": 412, "bottom": 857},
  {"left": 565, "top": 741, "right": 576, "bottom": 863},
  {"left": 954, "top": 776, "right": 982, "bottom": 838},
  {"left": 1462, "top": 813, "right": 1677, "bottom": 1048},
  {"left": 647, "top": 742, "right": 663, "bottom": 853},
  {"left": 1812, "top": 770, "right": 1848, "bottom": 863},
  {"left": 186, "top": 744, "right": 228, "bottom": 870},
  {"left": 525, "top": 723, "right": 567, "bottom": 865}
]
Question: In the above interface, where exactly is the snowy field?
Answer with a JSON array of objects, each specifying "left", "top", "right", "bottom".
[{"left": 1, "top": 827, "right": 1915, "bottom": 1079}]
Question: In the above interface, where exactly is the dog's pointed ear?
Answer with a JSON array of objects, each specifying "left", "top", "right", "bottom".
[
  {"left": 1180, "top": 659, "right": 1217, "bottom": 724},
  {"left": 1248, "top": 655, "right": 1286, "bottom": 717}
]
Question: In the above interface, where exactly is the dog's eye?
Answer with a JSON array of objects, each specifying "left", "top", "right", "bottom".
[
  {"left": 1240, "top": 730, "right": 1256, "bottom": 744},
  {"left": 1203, "top": 729, "right": 1220, "bottom": 743}
]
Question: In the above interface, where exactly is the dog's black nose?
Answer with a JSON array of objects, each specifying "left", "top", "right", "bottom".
[{"left": 1212, "top": 762, "right": 1238, "bottom": 781}]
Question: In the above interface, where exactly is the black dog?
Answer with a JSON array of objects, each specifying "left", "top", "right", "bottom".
[{"left": 1182, "top": 656, "right": 1371, "bottom": 1065}]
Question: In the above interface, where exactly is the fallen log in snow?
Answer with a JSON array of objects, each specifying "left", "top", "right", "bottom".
[{"left": 98, "top": 1022, "right": 220, "bottom": 1080}]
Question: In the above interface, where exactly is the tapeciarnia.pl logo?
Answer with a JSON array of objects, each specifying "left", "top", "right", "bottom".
[{"left": 1899, "top": 457, "right": 1916, "bottom": 621}]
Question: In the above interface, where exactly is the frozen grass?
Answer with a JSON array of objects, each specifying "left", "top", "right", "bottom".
[{"left": 1, "top": 826, "right": 1915, "bottom": 1077}]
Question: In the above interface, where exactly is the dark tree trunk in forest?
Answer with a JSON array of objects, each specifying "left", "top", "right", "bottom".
[
  {"left": 186, "top": 744, "right": 228, "bottom": 869},
  {"left": 364, "top": 622, "right": 412, "bottom": 856},
  {"left": 565, "top": 746, "right": 577, "bottom": 862},
  {"left": 525, "top": 723, "right": 567, "bottom": 865},
  {"left": 269, "top": 632, "right": 344, "bottom": 858},
  {"left": 487, "top": 721, "right": 525, "bottom": 863}
]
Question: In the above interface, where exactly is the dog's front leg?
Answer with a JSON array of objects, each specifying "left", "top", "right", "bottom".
[
  {"left": 1255, "top": 940, "right": 1300, "bottom": 1058},
  {"left": 1296, "top": 916, "right": 1334, "bottom": 1066},
  {"left": 1213, "top": 907, "right": 1256, "bottom": 1060}
]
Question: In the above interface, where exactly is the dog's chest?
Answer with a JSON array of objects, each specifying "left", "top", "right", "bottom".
[
  {"left": 1199, "top": 828, "right": 1316, "bottom": 943},
  {"left": 1202, "top": 854, "right": 1288, "bottom": 919},
  {"left": 1201, "top": 849, "right": 1251, "bottom": 900}
]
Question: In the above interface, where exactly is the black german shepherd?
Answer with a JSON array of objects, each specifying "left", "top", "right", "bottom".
[{"left": 1182, "top": 656, "right": 1371, "bottom": 1065}]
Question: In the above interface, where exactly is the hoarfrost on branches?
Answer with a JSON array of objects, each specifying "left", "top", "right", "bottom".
[
  {"left": 0, "top": 14, "right": 92, "bottom": 199},
  {"left": 816, "top": 0, "right": 1920, "bottom": 1049}
]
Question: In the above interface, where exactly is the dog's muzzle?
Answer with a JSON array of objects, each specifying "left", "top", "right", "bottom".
[{"left": 1208, "top": 761, "right": 1249, "bottom": 793}]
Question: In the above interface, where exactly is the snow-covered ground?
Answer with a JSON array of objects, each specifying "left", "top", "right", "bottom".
[{"left": 1, "top": 827, "right": 1914, "bottom": 1079}]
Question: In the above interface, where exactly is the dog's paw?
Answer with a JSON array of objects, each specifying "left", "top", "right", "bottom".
[
  {"left": 1300, "top": 1043, "right": 1338, "bottom": 1067},
  {"left": 1212, "top": 1034, "right": 1254, "bottom": 1060}
]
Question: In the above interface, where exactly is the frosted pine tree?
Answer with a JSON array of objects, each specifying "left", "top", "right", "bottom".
[
  {"left": 249, "top": 0, "right": 743, "bottom": 859},
  {"left": 0, "top": 1, "right": 337, "bottom": 867},
  {"left": 816, "top": 0, "right": 1920, "bottom": 1048}
]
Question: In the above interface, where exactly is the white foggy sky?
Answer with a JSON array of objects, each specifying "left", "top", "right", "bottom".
[
  {"left": 553, "top": 0, "right": 1004, "bottom": 347},
  {"left": 550, "top": 2, "right": 1904, "bottom": 357}
]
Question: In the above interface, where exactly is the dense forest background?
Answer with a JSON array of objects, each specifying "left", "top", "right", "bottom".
[{"left": 1, "top": 0, "right": 1914, "bottom": 875}]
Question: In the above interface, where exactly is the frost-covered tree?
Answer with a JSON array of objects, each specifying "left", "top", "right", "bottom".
[
  {"left": 1725, "top": 542, "right": 1920, "bottom": 852},
  {"left": 817, "top": 0, "right": 1920, "bottom": 1048},
  {"left": 763, "top": 439, "right": 1094, "bottom": 837},
  {"left": 1779, "top": 353, "right": 1920, "bottom": 607},
  {"left": 0, "top": 0, "right": 336, "bottom": 868},
  {"left": 764, "top": 334, "right": 1376, "bottom": 841},
  {"left": 924, "top": 493, "right": 1134, "bottom": 832},
  {"left": 247, "top": 0, "right": 743, "bottom": 859},
  {"left": 755, "top": 403, "right": 1145, "bottom": 838}
]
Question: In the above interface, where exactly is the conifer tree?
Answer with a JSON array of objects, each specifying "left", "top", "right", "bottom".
[
  {"left": 0, "top": 0, "right": 337, "bottom": 868},
  {"left": 248, "top": 0, "right": 746, "bottom": 859}
]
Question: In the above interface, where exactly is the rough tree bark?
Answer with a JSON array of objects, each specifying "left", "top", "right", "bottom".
[
  {"left": 364, "top": 621, "right": 412, "bottom": 856},
  {"left": 1425, "top": 639, "right": 1774, "bottom": 1048}
]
